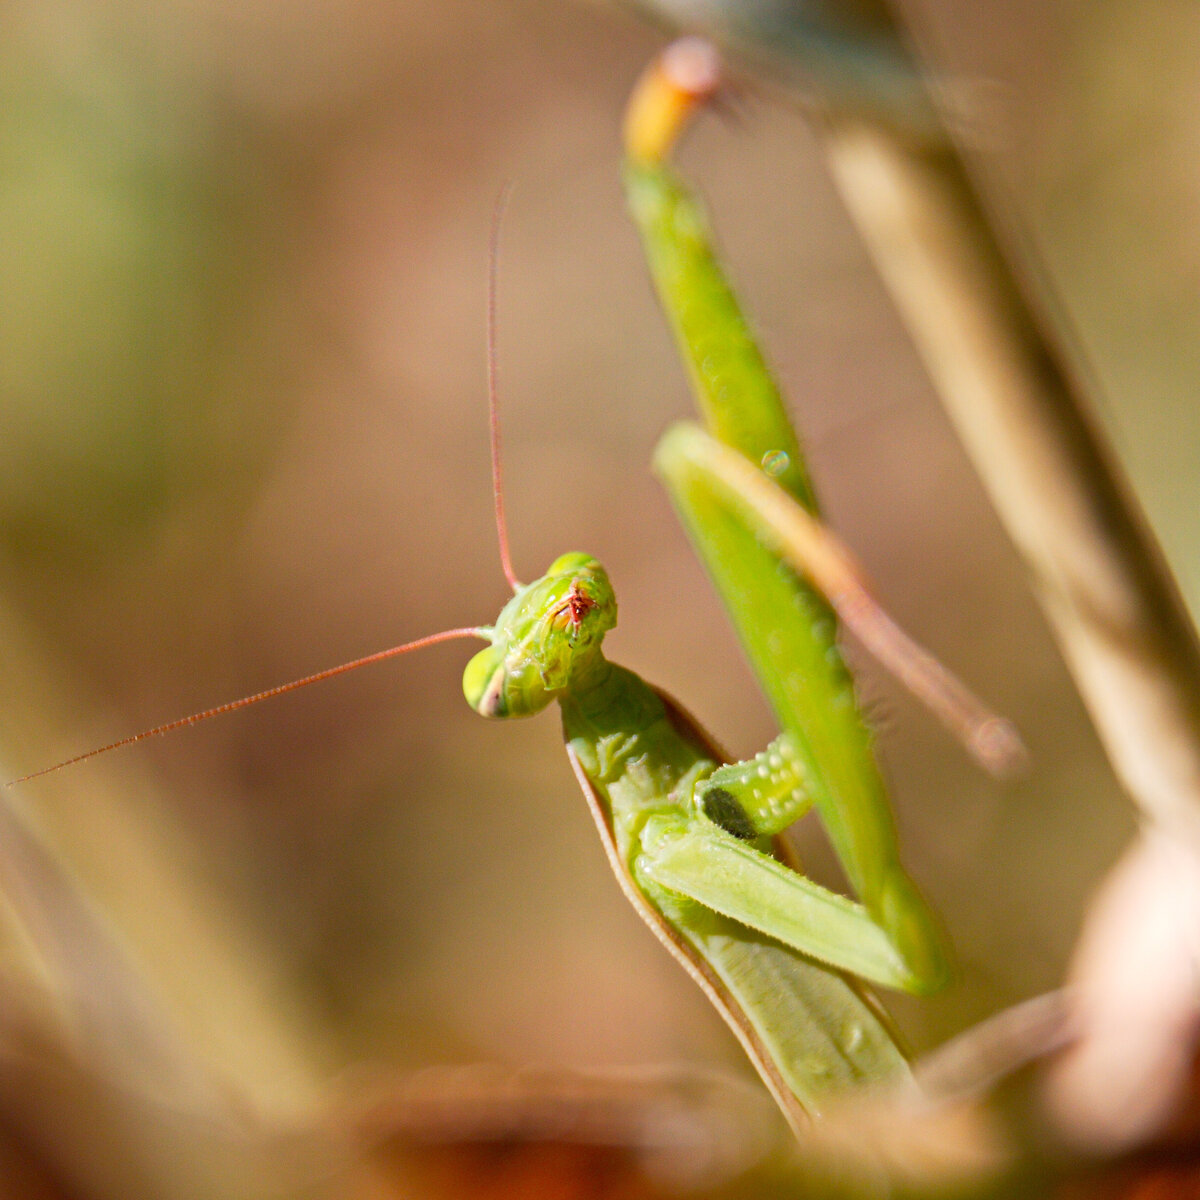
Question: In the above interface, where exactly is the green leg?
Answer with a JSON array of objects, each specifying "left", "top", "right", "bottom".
[
  {"left": 655, "top": 424, "right": 951, "bottom": 993},
  {"left": 695, "top": 731, "right": 815, "bottom": 837},
  {"left": 637, "top": 814, "right": 917, "bottom": 992}
]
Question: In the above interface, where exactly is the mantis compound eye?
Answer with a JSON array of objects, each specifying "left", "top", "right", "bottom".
[{"left": 462, "top": 643, "right": 551, "bottom": 719}]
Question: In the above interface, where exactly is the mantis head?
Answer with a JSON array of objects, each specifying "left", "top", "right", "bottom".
[{"left": 463, "top": 552, "right": 617, "bottom": 718}]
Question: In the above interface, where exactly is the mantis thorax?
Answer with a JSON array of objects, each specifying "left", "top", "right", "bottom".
[{"left": 463, "top": 552, "right": 617, "bottom": 718}]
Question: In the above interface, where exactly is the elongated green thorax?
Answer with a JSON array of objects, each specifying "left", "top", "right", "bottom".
[{"left": 463, "top": 553, "right": 617, "bottom": 718}]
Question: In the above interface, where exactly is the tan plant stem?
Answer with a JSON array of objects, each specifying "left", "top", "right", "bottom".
[{"left": 824, "top": 121, "right": 1200, "bottom": 851}]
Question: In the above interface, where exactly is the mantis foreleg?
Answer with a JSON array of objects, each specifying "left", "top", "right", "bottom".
[
  {"left": 637, "top": 813, "right": 915, "bottom": 989},
  {"left": 695, "top": 730, "right": 815, "bottom": 838},
  {"left": 624, "top": 48, "right": 951, "bottom": 992}
]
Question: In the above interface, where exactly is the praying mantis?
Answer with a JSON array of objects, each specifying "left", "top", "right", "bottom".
[{"left": 14, "top": 40, "right": 1024, "bottom": 1135}]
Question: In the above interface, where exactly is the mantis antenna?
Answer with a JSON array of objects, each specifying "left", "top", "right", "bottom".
[
  {"left": 7, "top": 193, "right": 540, "bottom": 786},
  {"left": 9, "top": 627, "right": 487, "bottom": 785},
  {"left": 488, "top": 181, "right": 521, "bottom": 591}
]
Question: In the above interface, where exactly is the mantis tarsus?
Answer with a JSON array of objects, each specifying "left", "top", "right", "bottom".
[{"left": 17, "top": 40, "right": 1025, "bottom": 1132}]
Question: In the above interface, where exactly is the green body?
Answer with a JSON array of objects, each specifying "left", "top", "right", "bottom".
[
  {"left": 461, "top": 149, "right": 946, "bottom": 1124},
  {"left": 560, "top": 658, "right": 908, "bottom": 1114},
  {"left": 464, "top": 553, "right": 908, "bottom": 1119}
]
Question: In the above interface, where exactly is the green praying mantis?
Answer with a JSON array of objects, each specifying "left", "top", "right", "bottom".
[{"left": 16, "top": 40, "right": 1023, "bottom": 1134}]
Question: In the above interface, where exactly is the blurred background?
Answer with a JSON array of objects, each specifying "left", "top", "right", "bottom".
[{"left": 0, "top": 0, "right": 1195, "bottom": 1193}]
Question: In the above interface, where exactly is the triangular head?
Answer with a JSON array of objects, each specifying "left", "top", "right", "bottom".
[{"left": 463, "top": 553, "right": 617, "bottom": 718}]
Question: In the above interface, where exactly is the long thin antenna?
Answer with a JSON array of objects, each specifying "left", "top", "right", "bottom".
[
  {"left": 13, "top": 200, "right": 524, "bottom": 787},
  {"left": 489, "top": 182, "right": 521, "bottom": 591},
  {"left": 9, "top": 626, "right": 487, "bottom": 785}
]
